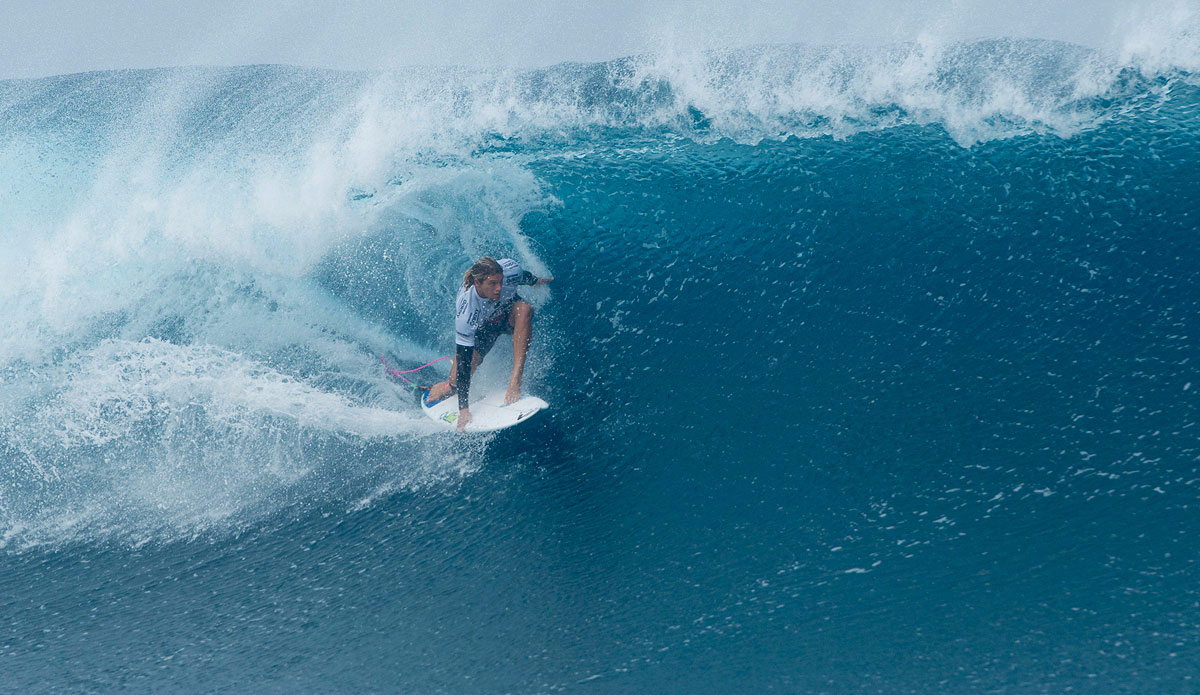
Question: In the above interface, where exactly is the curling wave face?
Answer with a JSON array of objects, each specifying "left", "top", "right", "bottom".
[{"left": 0, "top": 38, "right": 1197, "bottom": 549}]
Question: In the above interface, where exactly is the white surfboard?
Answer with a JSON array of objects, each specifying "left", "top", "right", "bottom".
[{"left": 420, "top": 389, "right": 548, "bottom": 432}]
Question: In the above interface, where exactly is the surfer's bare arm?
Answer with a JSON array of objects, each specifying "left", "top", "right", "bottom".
[{"left": 518, "top": 271, "right": 554, "bottom": 286}]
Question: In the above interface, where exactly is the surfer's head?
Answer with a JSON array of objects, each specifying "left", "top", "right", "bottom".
[{"left": 464, "top": 257, "right": 504, "bottom": 300}]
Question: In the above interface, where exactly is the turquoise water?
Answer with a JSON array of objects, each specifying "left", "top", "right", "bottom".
[{"left": 2, "top": 41, "right": 1198, "bottom": 692}]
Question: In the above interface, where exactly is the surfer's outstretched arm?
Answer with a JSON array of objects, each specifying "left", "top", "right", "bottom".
[{"left": 455, "top": 343, "right": 475, "bottom": 429}]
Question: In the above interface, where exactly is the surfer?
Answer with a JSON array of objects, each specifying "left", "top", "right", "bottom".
[{"left": 424, "top": 257, "right": 553, "bottom": 430}]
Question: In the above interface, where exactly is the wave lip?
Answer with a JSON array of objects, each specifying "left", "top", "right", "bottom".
[
  {"left": 370, "top": 37, "right": 1195, "bottom": 145},
  {"left": 612, "top": 39, "right": 1126, "bottom": 144},
  {"left": 4, "top": 38, "right": 1194, "bottom": 157}
]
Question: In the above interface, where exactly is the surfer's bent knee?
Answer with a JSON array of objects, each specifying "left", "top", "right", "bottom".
[{"left": 509, "top": 301, "right": 533, "bottom": 326}]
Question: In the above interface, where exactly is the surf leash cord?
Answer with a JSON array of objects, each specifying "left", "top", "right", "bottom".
[{"left": 380, "top": 354, "right": 452, "bottom": 386}]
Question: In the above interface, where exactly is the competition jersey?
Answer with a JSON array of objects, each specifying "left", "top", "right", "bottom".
[{"left": 455, "top": 258, "right": 536, "bottom": 347}]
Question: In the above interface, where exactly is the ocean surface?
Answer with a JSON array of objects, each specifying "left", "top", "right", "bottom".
[{"left": 1, "top": 38, "right": 1198, "bottom": 693}]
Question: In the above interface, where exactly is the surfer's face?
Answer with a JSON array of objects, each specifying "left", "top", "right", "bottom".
[{"left": 475, "top": 273, "right": 503, "bottom": 300}]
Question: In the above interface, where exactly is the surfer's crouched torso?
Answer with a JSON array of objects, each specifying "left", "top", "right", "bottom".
[{"left": 451, "top": 258, "right": 540, "bottom": 410}]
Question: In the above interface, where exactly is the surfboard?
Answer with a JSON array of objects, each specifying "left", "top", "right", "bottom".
[{"left": 420, "top": 388, "right": 548, "bottom": 432}]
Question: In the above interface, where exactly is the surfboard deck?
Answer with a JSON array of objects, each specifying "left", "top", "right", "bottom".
[{"left": 420, "top": 388, "right": 548, "bottom": 432}]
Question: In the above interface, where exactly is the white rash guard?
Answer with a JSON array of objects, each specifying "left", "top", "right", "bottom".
[{"left": 454, "top": 258, "right": 537, "bottom": 347}]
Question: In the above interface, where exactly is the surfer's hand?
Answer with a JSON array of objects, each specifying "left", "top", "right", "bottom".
[
  {"left": 457, "top": 408, "right": 471, "bottom": 431},
  {"left": 504, "top": 384, "right": 522, "bottom": 405},
  {"left": 536, "top": 276, "right": 554, "bottom": 286}
]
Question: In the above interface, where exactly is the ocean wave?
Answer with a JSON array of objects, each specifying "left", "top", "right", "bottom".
[{"left": 0, "top": 35, "right": 1195, "bottom": 549}]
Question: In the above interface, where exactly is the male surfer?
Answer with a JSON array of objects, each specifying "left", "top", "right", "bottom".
[{"left": 423, "top": 257, "right": 553, "bottom": 430}]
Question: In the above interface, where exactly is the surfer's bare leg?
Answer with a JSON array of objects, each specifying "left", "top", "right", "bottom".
[
  {"left": 505, "top": 301, "right": 533, "bottom": 404},
  {"left": 427, "top": 350, "right": 481, "bottom": 403}
]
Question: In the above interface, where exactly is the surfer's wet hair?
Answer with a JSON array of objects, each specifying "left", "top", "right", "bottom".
[{"left": 463, "top": 257, "right": 503, "bottom": 288}]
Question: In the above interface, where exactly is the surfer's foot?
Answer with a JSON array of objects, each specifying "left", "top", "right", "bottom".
[
  {"left": 424, "top": 381, "right": 456, "bottom": 406},
  {"left": 504, "top": 383, "right": 522, "bottom": 405}
]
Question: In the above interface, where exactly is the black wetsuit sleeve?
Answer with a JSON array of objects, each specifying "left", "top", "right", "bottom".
[
  {"left": 518, "top": 270, "right": 538, "bottom": 286},
  {"left": 456, "top": 343, "right": 474, "bottom": 410}
]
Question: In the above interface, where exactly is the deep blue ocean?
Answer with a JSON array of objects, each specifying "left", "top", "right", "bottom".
[{"left": 1, "top": 39, "right": 1198, "bottom": 693}]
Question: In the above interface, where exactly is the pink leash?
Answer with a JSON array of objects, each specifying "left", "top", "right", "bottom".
[{"left": 380, "top": 354, "right": 451, "bottom": 386}]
